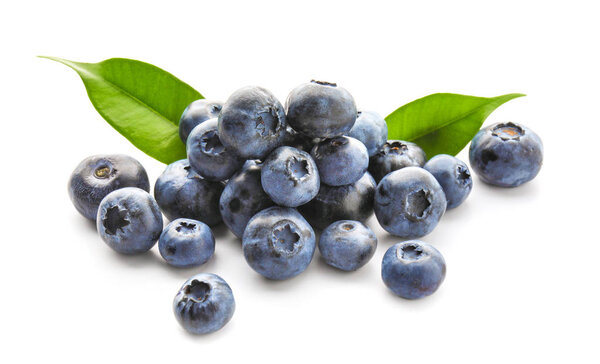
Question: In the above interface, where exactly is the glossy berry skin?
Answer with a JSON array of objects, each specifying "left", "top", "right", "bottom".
[
  {"left": 286, "top": 80, "right": 357, "bottom": 139},
  {"left": 424, "top": 154, "right": 473, "bottom": 209},
  {"left": 187, "top": 118, "right": 244, "bottom": 181},
  {"left": 382, "top": 241, "right": 446, "bottom": 299},
  {"left": 154, "top": 159, "right": 223, "bottom": 226},
  {"left": 318, "top": 220, "right": 377, "bottom": 271},
  {"left": 178, "top": 99, "right": 223, "bottom": 143},
  {"left": 96, "top": 187, "right": 163, "bottom": 254},
  {"left": 173, "top": 273, "right": 235, "bottom": 335},
  {"left": 311, "top": 136, "right": 368, "bottom": 186},
  {"left": 68, "top": 154, "right": 150, "bottom": 220},
  {"left": 158, "top": 218, "right": 215, "bottom": 268},
  {"left": 299, "top": 172, "right": 376, "bottom": 230},
  {"left": 369, "top": 140, "right": 426, "bottom": 183},
  {"left": 220, "top": 161, "right": 274, "bottom": 239},
  {"left": 261, "top": 146, "right": 320, "bottom": 207},
  {"left": 347, "top": 111, "right": 388, "bottom": 157},
  {"left": 242, "top": 207, "right": 316, "bottom": 280},
  {"left": 218, "top": 86, "right": 287, "bottom": 160},
  {"left": 469, "top": 122, "right": 543, "bottom": 187},
  {"left": 375, "top": 167, "right": 446, "bottom": 238}
]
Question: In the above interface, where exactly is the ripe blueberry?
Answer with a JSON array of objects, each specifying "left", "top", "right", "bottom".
[
  {"left": 242, "top": 207, "right": 316, "bottom": 280},
  {"left": 96, "top": 187, "right": 163, "bottom": 254},
  {"left": 382, "top": 241, "right": 446, "bottom": 299},
  {"left": 68, "top": 154, "right": 149, "bottom": 220},
  {"left": 218, "top": 86, "right": 287, "bottom": 160},
  {"left": 187, "top": 118, "right": 244, "bottom": 181},
  {"left": 311, "top": 136, "right": 368, "bottom": 186},
  {"left": 286, "top": 80, "right": 357, "bottom": 139},
  {"left": 318, "top": 220, "right": 377, "bottom": 271},
  {"left": 159, "top": 218, "right": 215, "bottom": 268},
  {"left": 154, "top": 159, "right": 223, "bottom": 226},
  {"left": 261, "top": 146, "right": 320, "bottom": 207},
  {"left": 173, "top": 273, "right": 235, "bottom": 334},
  {"left": 374, "top": 167, "right": 446, "bottom": 238},
  {"left": 469, "top": 122, "right": 543, "bottom": 187},
  {"left": 424, "top": 154, "right": 473, "bottom": 209},
  {"left": 369, "top": 140, "right": 426, "bottom": 183}
]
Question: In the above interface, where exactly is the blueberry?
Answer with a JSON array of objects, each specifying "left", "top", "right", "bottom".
[
  {"left": 369, "top": 140, "right": 426, "bottom": 183},
  {"left": 154, "top": 159, "right": 223, "bottom": 226},
  {"left": 179, "top": 99, "right": 223, "bottom": 143},
  {"left": 96, "top": 187, "right": 163, "bottom": 254},
  {"left": 469, "top": 122, "right": 543, "bottom": 187},
  {"left": 347, "top": 111, "right": 388, "bottom": 157},
  {"left": 381, "top": 241, "right": 446, "bottom": 299},
  {"left": 261, "top": 146, "right": 320, "bottom": 207},
  {"left": 299, "top": 172, "right": 376, "bottom": 230},
  {"left": 187, "top": 118, "right": 244, "bottom": 181},
  {"left": 68, "top": 154, "right": 150, "bottom": 220},
  {"left": 311, "top": 136, "right": 368, "bottom": 186},
  {"left": 158, "top": 218, "right": 215, "bottom": 268},
  {"left": 286, "top": 80, "right": 357, "bottom": 139},
  {"left": 220, "top": 161, "right": 274, "bottom": 239},
  {"left": 374, "top": 167, "right": 446, "bottom": 238},
  {"left": 318, "top": 220, "right": 377, "bottom": 271},
  {"left": 242, "top": 206, "right": 316, "bottom": 280},
  {"left": 424, "top": 154, "right": 473, "bottom": 209},
  {"left": 218, "top": 86, "right": 287, "bottom": 160},
  {"left": 173, "top": 273, "right": 235, "bottom": 335}
]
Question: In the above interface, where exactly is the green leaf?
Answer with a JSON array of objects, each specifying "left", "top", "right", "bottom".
[
  {"left": 40, "top": 56, "right": 203, "bottom": 164},
  {"left": 385, "top": 93, "right": 525, "bottom": 158}
]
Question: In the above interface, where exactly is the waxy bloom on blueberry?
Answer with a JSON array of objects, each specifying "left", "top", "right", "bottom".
[
  {"left": 319, "top": 220, "right": 377, "bottom": 271},
  {"left": 382, "top": 241, "right": 446, "bottom": 299},
  {"left": 68, "top": 154, "right": 150, "bottom": 220},
  {"left": 286, "top": 80, "right": 357, "bottom": 139},
  {"left": 159, "top": 218, "right": 215, "bottom": 268},
  {"left": 218, "top": 86, "right": 287, "bottom": 160},
  {"left": 96, "top": 187, "right": 163, "bottom": 254},
  {"left": 154, "top": 159, "right": 223, "bottom": 226},
  {"left": 469, "top": 122, "right": 543, "bottom": 187},
  {"left": 261, "top": 146, "right": 320, "bottom": 207},
  {"left": 311, "top": 136, "right": 368, "bottom": 187},
  {"left": 347, "top": 111, "right": 388, "bottom": 157},
  {"left": 173, "top": 273, "right": 235, "bottom": 335},
  {"left": 369, "top": 140, "right": 426, "bottom": 182},
  {"left": 424, "top": 154, "right": 473, "bottom": 209},
  {"left": 187, "top": 118, "right": 244, "bottom": 182},
  {"left": 374, "top": 167, "right": 446, "bottom": 238},
  {"left": 242, "top": 207, "right": 316, "bottom": 280}
]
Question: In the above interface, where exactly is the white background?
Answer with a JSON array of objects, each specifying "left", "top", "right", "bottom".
[{"left": 1, "top": 1, "right": 599, "bottom": 363}]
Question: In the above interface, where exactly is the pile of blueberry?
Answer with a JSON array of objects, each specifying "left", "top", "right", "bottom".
[{"left": 68, "top": 81, "right": 543, "bottom": 335}]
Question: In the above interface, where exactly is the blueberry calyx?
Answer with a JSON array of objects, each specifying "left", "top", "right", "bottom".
[
  {"left": 270, "top": 220, "right": 302, "bottom": 255},
  {"left": 94, "top": 165, "right": 113, "bottom": 179},
  {"left": 286, "top": 156, "right": 310, "bottom": 183},
  {"left": 200, "top": 130, "right": 225, "bottom": 155},
  {"left": 398, "top": 243, "right": 426, "bottom": 261},
  {"left": 310, "top": 80, "right": 337, "bottom": 87},
  {"left": 103, "top": 205, "right": 130, "bottom": 235},
  {"left": 183, "top": 280, "right": 211, "bottom": 303},
  {"left": 405, "top": 189, "right": 432, "bottom": 221},
  {"left": 175, "top": 221, "right": 197, "bottom": 234},
  {"left": 255, "top": 106, "right": 283, "bottom": 137},
  {"left": 492, "top": 122, "right": 524, "bottom": 141},
  {"left": 456, "top": 165, "right": 471, "bottom": 184}
]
